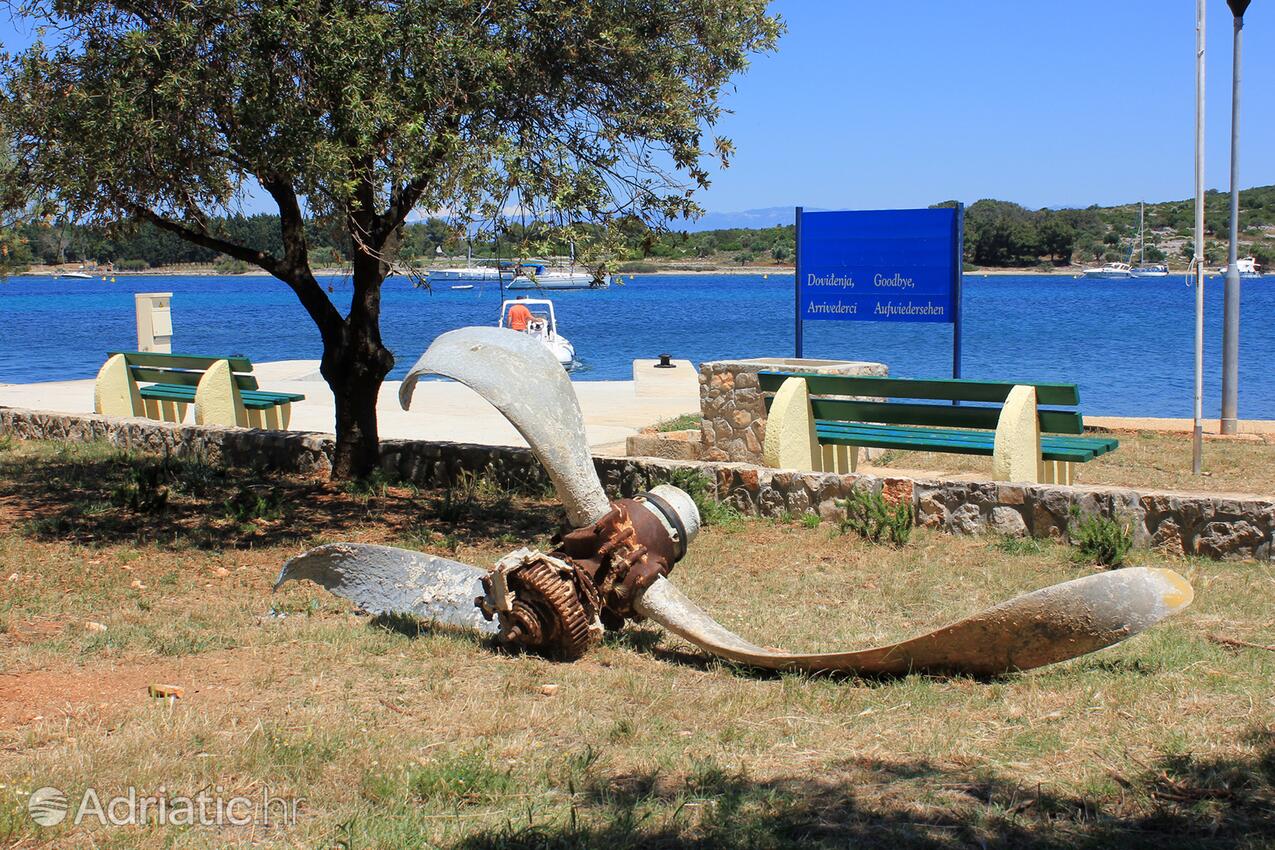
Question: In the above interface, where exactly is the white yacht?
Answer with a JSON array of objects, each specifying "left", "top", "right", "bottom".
[
  {"left": 428, "top": 265, "right": 502, "bottom": 284},
  {"left": 1218, "top": 257, "right": 1262, "bottom": 278},
  {"left": 1130, "top": 202, "right": 1169, "bottom": 278},
  {"left": 504, "top": 267, "right": 610, "bottom": 290},
  {"left": 502, "top": 242, "right": 610, "bottom": 290},
  {"left": 1081, "top": 262, "right": 1132, "bottom": 279},
  {"left": 498, "top": 298, "right": 576, "bottom": 369}
]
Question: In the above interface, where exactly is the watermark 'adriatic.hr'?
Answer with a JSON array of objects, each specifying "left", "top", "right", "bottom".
[{"left": 26, "top": 785, "right": 302, "bottom": 828}]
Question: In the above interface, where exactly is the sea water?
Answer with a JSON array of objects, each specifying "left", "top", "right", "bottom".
[{"left": 1, "top": 272, "right": 1272, "bottom": 419}]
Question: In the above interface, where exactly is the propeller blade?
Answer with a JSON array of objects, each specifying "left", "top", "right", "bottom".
[
  {"left": 275, "top": 543, "right": 498, "bottom": 635},
  {"left": 399, "top": 327, "right": 611, "bottom": 528},
  {"left": 635, "top": 568, "right": 1194, "bottom": 676}
]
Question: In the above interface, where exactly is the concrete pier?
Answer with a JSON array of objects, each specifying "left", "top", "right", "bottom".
[{"left": 0, "top": 360, "right": 701, "bottom": 456}]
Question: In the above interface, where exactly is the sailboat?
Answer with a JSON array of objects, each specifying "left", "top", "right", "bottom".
[
  {"left": 504, "top": 242, "right": 610, "bottom": 290},
  {"left": 427, "top": 245, "right": 503, "bottom": 284},
  {"left": 1130, "top": 201, "right": 1169, "bottom": 278}
]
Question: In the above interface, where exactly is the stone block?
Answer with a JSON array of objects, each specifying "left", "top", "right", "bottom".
[
  {"left": 989, "top": 506, "right": 1027, "bottom": 537},
  {"left": 882, "top": 477, "right": 914, "bottom": 507},
  {"left": 949, "top": 503, "right": 984, "bottom": 535},
  {"left": 996, "top": 484, "right": 1027, "bottom": 506},
  {"left": 1195, "top": 520, "right": 1265, "bottom": 560}
]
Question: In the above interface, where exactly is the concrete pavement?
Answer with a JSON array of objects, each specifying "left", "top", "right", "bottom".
[{"left": 0, "top": 359, "right": 702, "bottom": 456}]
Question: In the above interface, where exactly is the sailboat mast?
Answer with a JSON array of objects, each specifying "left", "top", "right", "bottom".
[{"left": 1139, "top": 201, "right": 1146, "bottom": 265}]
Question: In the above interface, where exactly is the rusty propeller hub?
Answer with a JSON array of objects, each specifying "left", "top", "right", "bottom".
[{"left": 477, "top": 486, "right": 700, "bottom": 659}]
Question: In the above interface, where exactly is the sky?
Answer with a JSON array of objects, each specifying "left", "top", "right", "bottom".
[
  {"left": 702, "top": 0, "right": 1275, "bottom": 212},
  {"left": 1, "top": 1, "right": 1271, "bottom": 215}
]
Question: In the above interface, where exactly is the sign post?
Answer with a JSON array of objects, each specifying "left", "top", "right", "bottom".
[{"left": 793, "top": 206, "right": 965, "bottom": 378}]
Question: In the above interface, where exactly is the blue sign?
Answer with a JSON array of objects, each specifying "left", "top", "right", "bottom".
[{"left": 797, "top": 207, "right": 961, "bottom": 324}]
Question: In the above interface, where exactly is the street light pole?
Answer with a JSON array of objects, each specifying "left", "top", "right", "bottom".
[
  {"left": 1220, "top": 0, "right": 1251, "bottom": 436},
  {"left": 1193, "top": 0, "right": 1206, "bottom": 474}
]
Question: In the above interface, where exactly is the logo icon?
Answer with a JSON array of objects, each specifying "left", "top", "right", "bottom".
[{"left": 27, "top": 786, "right": 68, "bottom": 827}]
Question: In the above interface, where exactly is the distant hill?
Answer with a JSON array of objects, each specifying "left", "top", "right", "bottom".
[
  {"left": 681, "top": 206, "right": 799, "bottom": 232},
  {"left": 6, "top": 187, "right": 1272, "bottom": 274},
  {"left": 670, "top": 186, "right": 1275, "bottom": 270}
]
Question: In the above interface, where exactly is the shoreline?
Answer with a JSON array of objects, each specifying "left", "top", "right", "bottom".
[{"left": 10, "top": 264, "right": 1134, "bottom": 279}]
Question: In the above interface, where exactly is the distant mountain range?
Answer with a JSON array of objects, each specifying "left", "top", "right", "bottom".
[{"left": 680, "top": 207, "right": 798, "bottom": 232}]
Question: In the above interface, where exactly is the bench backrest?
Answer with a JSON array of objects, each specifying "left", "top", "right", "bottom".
[
  {"left": 757, "top": 371, "right": 1084, "bottom": 435},
  {"left": 109, "top": 351, "right": 259, "bottom": 391}
]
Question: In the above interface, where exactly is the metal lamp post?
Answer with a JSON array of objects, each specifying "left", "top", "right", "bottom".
[
  {"left": 1192, "top": 0, "right": 1206, "bottom": 473},
  {"left": 1220, "top": 0, "right": 1252, "bottom": 436}
]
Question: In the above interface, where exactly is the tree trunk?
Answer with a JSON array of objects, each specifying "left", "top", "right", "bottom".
[
  {"left": 322, "top": 324, "right": 393, "bottom": 480},
  {"left": 322, "top": 243, "right": 395, "bottom": 480}
]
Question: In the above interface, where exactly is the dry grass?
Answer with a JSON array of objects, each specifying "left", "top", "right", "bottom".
[
  {"left": 868, "top": 429, "right": 1275, "bottom": 496},
  {"left": 1, "top": 438, "right": 1273, "bottom": 849}
]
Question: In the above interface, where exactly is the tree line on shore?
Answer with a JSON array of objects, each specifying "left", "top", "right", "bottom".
[{"left": 4, "top": 184, "right": 1271, "bottom": 275}]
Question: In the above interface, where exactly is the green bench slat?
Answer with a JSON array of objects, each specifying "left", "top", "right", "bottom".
[
  {"left": 817, "top": 424, "right": 1114, "bottom": 462},
  {"left": 814, "top": 423, "right": 1100, "bottom": 463},
  {"left": 757, "top": 371, "right": 1080, "bottom": 406},
  {"left": 242, "top": 390, "right": 306, "bottom": 404},
  {"left": 128, "top": 366, "right": 259, "bottom": 391},
  {"left": 816, "top": 421, "right": 1118, "bottom": 456},
  {"left": 790, "top": 397, "right": 1085, "bottom": 436},
  {"left": 138, "top": 385, "right": 303, "bottom": 410},
  {"left": 110, "top": 351, "right": 254, "bottom": 373}
]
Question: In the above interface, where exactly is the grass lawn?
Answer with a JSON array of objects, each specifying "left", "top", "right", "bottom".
[
  {"left": 1, "top": 437, "right": 1273, "bottom": 849},
  {"left": 868, "top": 429, "right": 1275, "bottom": 496}
]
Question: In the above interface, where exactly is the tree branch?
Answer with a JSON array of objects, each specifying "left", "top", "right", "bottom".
[
  {"left": 125, "top": 198, "right": 343, "bottom": 335},
  {"left": 126, "top": 203, "right": 282, "bottom": 273}
]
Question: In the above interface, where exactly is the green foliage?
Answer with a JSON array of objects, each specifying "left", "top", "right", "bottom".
[
  {"left": 664, "top": 467, "right": 741, "bottom": 529},
  {"left": 212, "top": 254, "right": 249, "bottom": 274},
  {"left": 993, "top": 535, "right": 1047, "bottom": 556},
  {"left": 836, "top": 488, "right": 913, "bottom": 547},
  {"left": 1070, "top": 514, "right": 1134, "bottom": 567},
  {"left": 654, "top": 412, "right": 701, "bottom": 432},
  {"left": 222, "top": 485, "right": 283, "bottom": 523},
  {"left": 111, "top": 462, "right": 170, "bottom": 514},
  {"left": 114, "top": 258, "right": 147, "bottom": 271},
  {"left": 342, "top": 468, "right": 395, "bottom": 498},
  {"left": 407, "top": 752, "right": 514, "bottom": 806},
  {"left": 800, "top": 512, "right": 821, "bottom": 529}
]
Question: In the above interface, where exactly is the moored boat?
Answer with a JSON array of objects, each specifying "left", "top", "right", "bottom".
[
  {"left": 498, "top": 297, "right": 576, "bottom": 369},
  {"left": 1218, "top": 257, "right": 1262, "bottom": 278},
  {"left": 1131, "top": 264, "right": 1169, "bottom": 278},
  {"left": 1081, "top": 262, "right": 1132, "bottom": 279},
  {"left": 504, "top": 268, "right": 610, "bottom": 290}
]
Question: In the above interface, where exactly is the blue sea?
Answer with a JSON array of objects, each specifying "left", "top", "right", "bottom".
[{"left": 1, "top": 272, "right": 1272, "bottom": 419}]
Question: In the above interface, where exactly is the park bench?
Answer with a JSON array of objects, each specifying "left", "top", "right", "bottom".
[
  {"left": 758, "top": 371, "right": 1118, "bottom": 485},
  {"left": 94, "top": 351, "right": 305, "bottom": 430}
]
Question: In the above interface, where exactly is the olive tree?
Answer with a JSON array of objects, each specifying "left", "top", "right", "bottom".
[{"left": 2, "top": 0, "right": 779, "bottom": 478}]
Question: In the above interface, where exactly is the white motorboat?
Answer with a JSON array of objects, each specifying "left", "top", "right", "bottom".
[
  {"left": 1218, "top": 257, "right": 1262, "bottom": 278},
  {"left": 53, "top": 269, "right": 94, "bottom": 279},
  {"left": 1081, "top": 262, "right": 1132, "bottom": 279},
  {"left": 498, "top": 298, "right": 576, "bottom": 369}
]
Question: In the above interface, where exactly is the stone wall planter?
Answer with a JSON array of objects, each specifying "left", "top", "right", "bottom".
[
  {"left": 698, "top": 357, "right": 887, "bottom": 464},
  {"left": 3, "top": 406, "right": 1271, "bottom": 561}
]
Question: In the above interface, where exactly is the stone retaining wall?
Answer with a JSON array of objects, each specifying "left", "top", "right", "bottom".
[
  {"left": 698, "top": 357, "right": 887, "bottom": 464},
  {"left": 3, "top": 406, "right": 1271, "bottom": 561}
]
